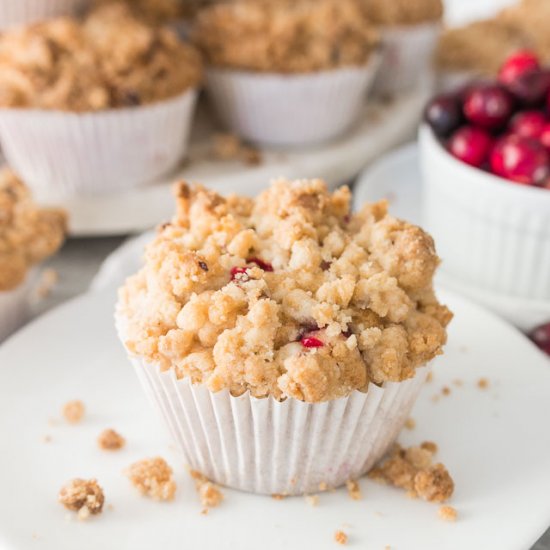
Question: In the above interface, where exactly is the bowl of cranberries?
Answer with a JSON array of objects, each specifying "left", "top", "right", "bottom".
[{"left": 420, "top": 50, "right": 550, "bottom": 302}]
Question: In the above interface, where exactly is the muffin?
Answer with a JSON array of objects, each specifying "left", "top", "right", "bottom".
[
  {"left": 360, "top": 0, "right": 444, "bottom": 95},
  {"left": 193, "top": 0, "right": 380, "bottom": 146},
  {"left": 90, "top": 0, "right": 185, "bottom": 26},
  {"left": 116, "top": 178, "right": 452, "bottom": 495},
  {"left": 0, "top": 0, "right": 86, "bottom": 31},
  {"left": 0, "top": 170, "right": 66, "bottom": 340},
  {"left": 0, "top": 3, "right": 202, "bottom": 198}
]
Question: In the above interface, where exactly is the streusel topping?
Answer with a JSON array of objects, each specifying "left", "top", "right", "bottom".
[
  {"left": 0, "top": 4, "right": 202, "bottom": 111},
  {"left": 91, "top": 0, "right": 185, "bottom": 25},
  {"left": 193, "top": 0, "right": 379, "bottom": 73},
  {"left": 118, "top": 178, "right": 451, "bottom": 403},
  {"left": 59, "top": 479, "right": 105, "bottom": 519},
  {"left": 0, "top": 170, "right": 66, "bottom": 292},
  {"left": 359, "top": 0, "right": 443, "bottom": 25}
]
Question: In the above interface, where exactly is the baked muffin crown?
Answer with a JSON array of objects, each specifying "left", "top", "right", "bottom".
[
  {"left": 360, "top": 0, "right": 443, "bottom": 26},
  {"left": 118, "top": 178, "right": 451, "bottom": 403}
]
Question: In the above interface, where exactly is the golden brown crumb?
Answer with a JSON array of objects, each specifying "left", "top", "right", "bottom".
[
  {"left": 62, "top": 400, "right": 85, "bottom": 424},
  {"left": 212, "top": 133, "right": 263, "bottom": 166},
  {"left": 305, "top": 495, "right": 320, "bottom": 506},
  {"left": 477, "top": 378, "right": 489, "bottom": 390},
  {"left": 414, "top": 464, "right": 454, "bottom": 503},
  {"left": 426, "top": 371, "right": 433, "bottom": 383},
  {"left": 271, "top": 493, "right": 286, "bottom": 500},
  {"left": 359, "top": 0, "right": 443, "bottom": 25},
  {"left": 441, "top": 386, "right": 451, "bottom": 396},
  {"left": 346, "top": 479, "right": 362, "bottom": 500},
  {"left": 421, "top": 441, "right": 438, "bottom": 454},
  {"left": 404, "top": 418, "right": 416, "bottom": 430},
  {"left": 334, "top": 530, "right": 348, "bottom": 545},
  {"left": 319, "top": 481, "right": 329, "bottom": 492},
  {"left": 125, "top": 457, "right": 176, "bottom": 501},
  {"left": 97, "top": 429, "right": 126, "bottom": 451},
  {"left": 438, "top": 505, "right": 457, "bottom": 522},
  {"left": 35, "top": 269, "right": 59, "bottom": 299},
  {"left": 201, "top": 508, "right": 209, "bottom": 515},
  {"left": 190, "top": 470, "right": 224, "bottom": 508},
  {"left": 59, "top": 479, "right": 104, "bottom": 519}
]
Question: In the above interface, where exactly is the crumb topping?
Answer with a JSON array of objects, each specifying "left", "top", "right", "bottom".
[
  {"left": 118, "top": 178, "right": 451, "bottom": 403},
  {"left": 212, "top": 133, "right": 263, "bottom": 167},
  {"left": 97, "top": 429, "right": 125, "bottom": 451},
  {"left": 190, "top": 470, "right": 224, "bottom": 508},
  {"left": 477, "top": 378, "right": 489, "bottom": 389},
  {"left": 334, "top": 530, "right": 348, "bottom": 545},
  {"left": 0, "top": 170, "right": 66, "bottom": 292},
  {"left": 369, "top": 443, "right": 454, "bottom": 503},
  {"left": 59, "top": 479, "right": 104, "bottom": 519},
  {"left": 305, "top": 494, "right": 320, "bottom": 506},
  {"left": 0, "top": 4, "right": 202, "bottom": 111},
  {"left": 438, "top": 505, "right": 457, "bottom": 521},
  {"left": 62, "top": 400, "right": 85, "bottom": 424},
  {"left": 359, "top": 0, "right": 443, "bottom": 25},
  {"left": 346, "top": 479, "right": 362, "bottom": 500},
  {"left": 193, "top": 0, "right": 379, "bottom": 73},
  {"left": 126, "top": 457, "right": 176, "bottom": 501}
]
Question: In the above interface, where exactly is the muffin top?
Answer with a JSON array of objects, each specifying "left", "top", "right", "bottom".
[
  {"left": 0, "top": 4, "right": 202, "bottom": 111},
  {"left": 360, "top": 0, "right": 443, "bottom": 26},
  {"left": 91, "top": 0, "right": 185, "bottom": 25},
  {"left": 434, "top": 19, "right": 533, "bottom": 74},
  {"left": 0, "top": 170, "right": 67, "bottom": 292},
  {"left": 193, "top": 0, "right": 379, "bottom": 73},
  {"left": 118, "top": 178, "right": 451, "bottom": 403}
]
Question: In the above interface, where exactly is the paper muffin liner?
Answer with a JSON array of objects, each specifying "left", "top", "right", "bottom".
[
  {"left": 372, "top": 22, "right": 441, "bottom": 96},
  {"left": 124, "top": 346, "right": 429, "bottom": 495},
  {"left": 0, "top": 0, "right": 86, "bottom": 30},
  {"left": 0, "top": 89, "right": 198, "bottom": 200},
  {"left": 0, "top": 269, "right": 37, "bottom": 342},
  {"left": 204, "top": 57, "right": 380, "bottom": 147}
]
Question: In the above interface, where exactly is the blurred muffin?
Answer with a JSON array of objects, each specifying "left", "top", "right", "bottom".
[
  {"left": 0, "top": 0, "right": 86, "bottom": 32},
  {"left": 91, "top": 0, "right": 185, "bottom": 26},
  {"left": 360, "top": 0, "right": 443, "bottom": 26}
]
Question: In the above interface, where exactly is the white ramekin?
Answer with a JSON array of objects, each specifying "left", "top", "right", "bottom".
[
  {"left": 0, "top": 0, "right": 87, "bottom": 30},
  {"left": 204, "top": 56, "right": 380, "bottom": 147},
  {"left": 420, "top": 125, "right": 550, "bottom": 301},
  {"left": 0, "top": 269, "right": 37, "bottom": 342},
  {"left": 372, "top": 22, "right": 441, "bottom": 96},
  {"left": 0, "top": 89, "right": 198, "bottom": 200}
]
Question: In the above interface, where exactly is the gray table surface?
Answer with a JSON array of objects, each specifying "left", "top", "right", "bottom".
[{"left": 34, "top": 237, "right": 550, "bottom": 549}]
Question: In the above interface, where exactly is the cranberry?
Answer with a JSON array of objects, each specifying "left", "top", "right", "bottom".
[
  {"left": 507, "top": 69, "right": 550, "bottom": 106},
  {"left": 230, "top": 266, "right": 249, "bottom": 281},
  {"left": 424, "top": 94, "right": 463, "bottom": 137},
  {"left": 498, "top": 50, "right": 540, "bottom": 85},
  {"left": 541, "top": 124, "right": 550, "bottom": 149},
  {"left": 509, "top": 111, "right": 547, "bottom": 139},
  {"left": 529, "top": 323, "right": 550, "bottom": 355},
  {"left": 490, "top": 134, "right": 550, "bottom": 185},
  {"left": 463, "top": 84, "right": 515, "bottom": 129},
  {"left": 448, "top": 126, "right": 493, "bottom": 168},
  {"left": 300, "top": 336, "right": 324, "bottom": 348},
  {"left": 246, "top": 257, "right": 273, "bottom": 272}
]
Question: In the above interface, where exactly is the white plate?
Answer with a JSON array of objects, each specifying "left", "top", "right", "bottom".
[
  {"left": 0, "top": 288, "right": 549, "bottom": 550},
  {"left": 34, "top": 88, "right": 429, "bottom": 237},
  {"left": 353, "top": 144, "right": 550, "bottom": 332}
]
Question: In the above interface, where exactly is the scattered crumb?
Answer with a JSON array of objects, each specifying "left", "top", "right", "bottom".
[
  {"left": 441, "top": 386, "right": 451, "bottom": 396},
  {"left": 58, "top": 479, "right": 104, "bottom": 520},
  {"left": 107, "top": 504, "right": 114, "bottom": 511},
  {"left": 62, "top": 400, "right": 85, "bottom": 424},
  {"left": 478, "top": 378, "right": 489, "bottom": 390},
  {"left": 319, "top": 481, "right": 329, "bottom": 492},
  {"left": 452, "top": 379, "right": 463, "bottom": 387},
  {"left": 426, "top": 372, "right": 433, "bottom": 383},
  {"left": 97, "top": 429, "right": 125, "bottom": 451},
  {"left": 404, "top": 418, "right": 416, "bottom": 430},
  {"left": 35, "top": 268, "right": 59, "bottom": 299},
  {"left": 125, "top": 457, "right": 176, "bottom": 501},
  {"left": 305, "top": 495, "right": 320, "bottom": 506},
  {"left": 211, "top": 133, "right": 263, "bottom": 166},
  {"left": 421, "top": 441, "right": 438, "bottom": 454},
  {"left": 334, "top": 530, "right": 348, "bottom": 545},
  {"left": 41, "top": 435, "right": 52, "bottom": 443},
  {"left": 369, "top": 444, "right": 454, "bottom": 503},
  {"left": 438, "top": 505, "right": 458, "bottom": 522},
  {"left": 190, "top": 470, "right": 224, "bottom": 508},
  {"left": 201, "top": 508, "right": 209, "bottom": 515},
  {"left": 346, "top": 479, "right": 362, "bottom": 501},
  {"left": 272, "top": 493, "right": 286, "bottom": 500}
]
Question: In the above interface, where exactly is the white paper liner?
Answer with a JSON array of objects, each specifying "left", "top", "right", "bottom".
[
  {"left": 204, "top": 57, "right": 380, "bottom": 147},
  {"left": 0, "top": 269, "right": 36, "bottom": 342},
  {"left": 0, "top": 89, "right": 198, "bottom": 200},
  {"left": 128, "top": 353, "right": 429, "bottom": 495},
  {"left": 373, "top": 23, "right": 441, "bottom": 96},
  {"left": 0, "top": 0, "right": 86, "bottom": 30}
]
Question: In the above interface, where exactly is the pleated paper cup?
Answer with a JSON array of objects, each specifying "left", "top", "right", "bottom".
[
  {"left": 0, "top": 89, "right": 198, "bottom": 200},
  {"left": 0, "top": 269, "right": 36, "bottom": 342},
  {"left": 372, "top": 22, "right": 441, "bottom": 96},
  {"left": 204, "top": 56, "right": 380, "bottom": 147},
  {"left": 0, "top": 0, "right": 87, "bottom": 30},
  {"left": 119, "top": 320, "right": 429, "bottom": 495}
]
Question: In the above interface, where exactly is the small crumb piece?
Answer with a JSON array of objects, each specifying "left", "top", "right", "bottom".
[
  {"left": 36, "top": 268, "right": 59, "bottom": 299},
  {"left": 201, "top": 508, "right": 209, "bottom": 515},
  {"left": 190, "top": 470, "right": 223, "bottom": 508},
  {"left": 319, "top": 481, "right": 328, "bottom": 491},
  {"left": 438, "top": 505, "right": 458, "bottom": 522},
  {"left": 426, "top": 372, "right": 433, "bottom": 383},
  {"left": 405, "top": 418, "right": 416, "bottom": 430},
  {"left": 62, "top": 400, "right": 85, "bottom": 424},
  {"left": 125, "top": 457, "right": 176, "bottom": 501},
  {"left": 334, "top": 530, "right": 348, "bottom": 545},
  {"left": 305, "top": 495, "right": 319, "bottom": 506},
  {"left": 271, "top": 493, "right": 286, "bottom": 500},
  {"left": 346, "top": 479, "right": 362, "bottom": 501},
  {"left": 478, "top": 378, "right": 489, "bottom": 390},
  {"left": 441, "top": 386, "right": 451, "bottom": 396},
  {"left": 421, "top": 441, "right": 438, "bottom": 454},
  {"left": 414, "top": 464, "right": 455, "bottom": 503},
  {"left": 97, "top": 429, "right": 125, "bottom": 451},
  {"left": 212, "top": 133, "right": 263, "bottom": 166},
  {"left": 58, "top": 479, "right": 104, "bottom": 520}
]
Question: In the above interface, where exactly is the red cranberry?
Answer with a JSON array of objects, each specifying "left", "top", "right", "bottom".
[
  {"left": 300, "top": 336, "right": 324, "bottom": 348},
  {"left": 246, "top": 257, "right": 273, "bottom": 272},
  {"left": 230, "top": 266, "right": 249, "bottom": 281},
  {"left": 530, "top": 323, "right": 550, "bottom": 355},
  {"left": 509, "top": 111, "right": 547, "bottom": 139},
  {"left": 424, "top": 94, "right": 463, "bottom": 137},
  {"left": 498, "top": 50, "right": 540, "bottom": 85},
  {"left": 540, "top": 124, "right": 550, "bottom": 150},
  {"left": 507, "top": 69, "right": 550, "bottom": 106},
  {"left": 463, "top": 84, "right": 515, "bottom": 129},
  {"left": 490, "top": 134, "right": 550, "bottom": 185},
  {"left": 448, "top": 126, "right": 493, "bottom": 168}
]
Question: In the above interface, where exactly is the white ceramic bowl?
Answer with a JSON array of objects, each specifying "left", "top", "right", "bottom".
[
  {"left": 420, "top": 125, "right": 550, "bottom": 302},
  {"left": 0, "top": 0, "right": 87, "bottom": 30}
]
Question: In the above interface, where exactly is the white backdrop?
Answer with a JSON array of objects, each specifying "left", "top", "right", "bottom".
[{"left": 444, "top": 0, "right": 517, "bottom": 24}]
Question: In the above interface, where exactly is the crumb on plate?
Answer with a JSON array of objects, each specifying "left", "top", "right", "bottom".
[
  {"left": 305, "top": 494, "right": 320, "bottom": 506},
  {"left": 97, "top": 429, "right": 126, "bottom": 451},
  {"left": 346, "top": 479, "right": 362, "bottom": 500},
  {"left": 58, "top": 479, "right": 104, "bottom": 520},
  {"left": 420, "top": 441, "right": 438, "bottom": 454},
  {"left": 441, "top": 386, "right": 451, "bottom": 396},
  {"left": 438, "top": 505, "right": 457, "bottom": 522},
  {"left": 478, "top": 378, "right": 489, "bottom": 389},
  {"left": 404, "top": 417, "right": 416, "bottom": 430},
  {"left": 125, "top": 457, "right": 176, "bottom": 501},
  {"left": 190, "top": 470, "right": 224, "bottom": 508},
  {"left": 334, "top": 530, "right": 348, "bottom": 545},
  {"left": 62, "top": 400, "right": 85, "bottom": 424}
]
